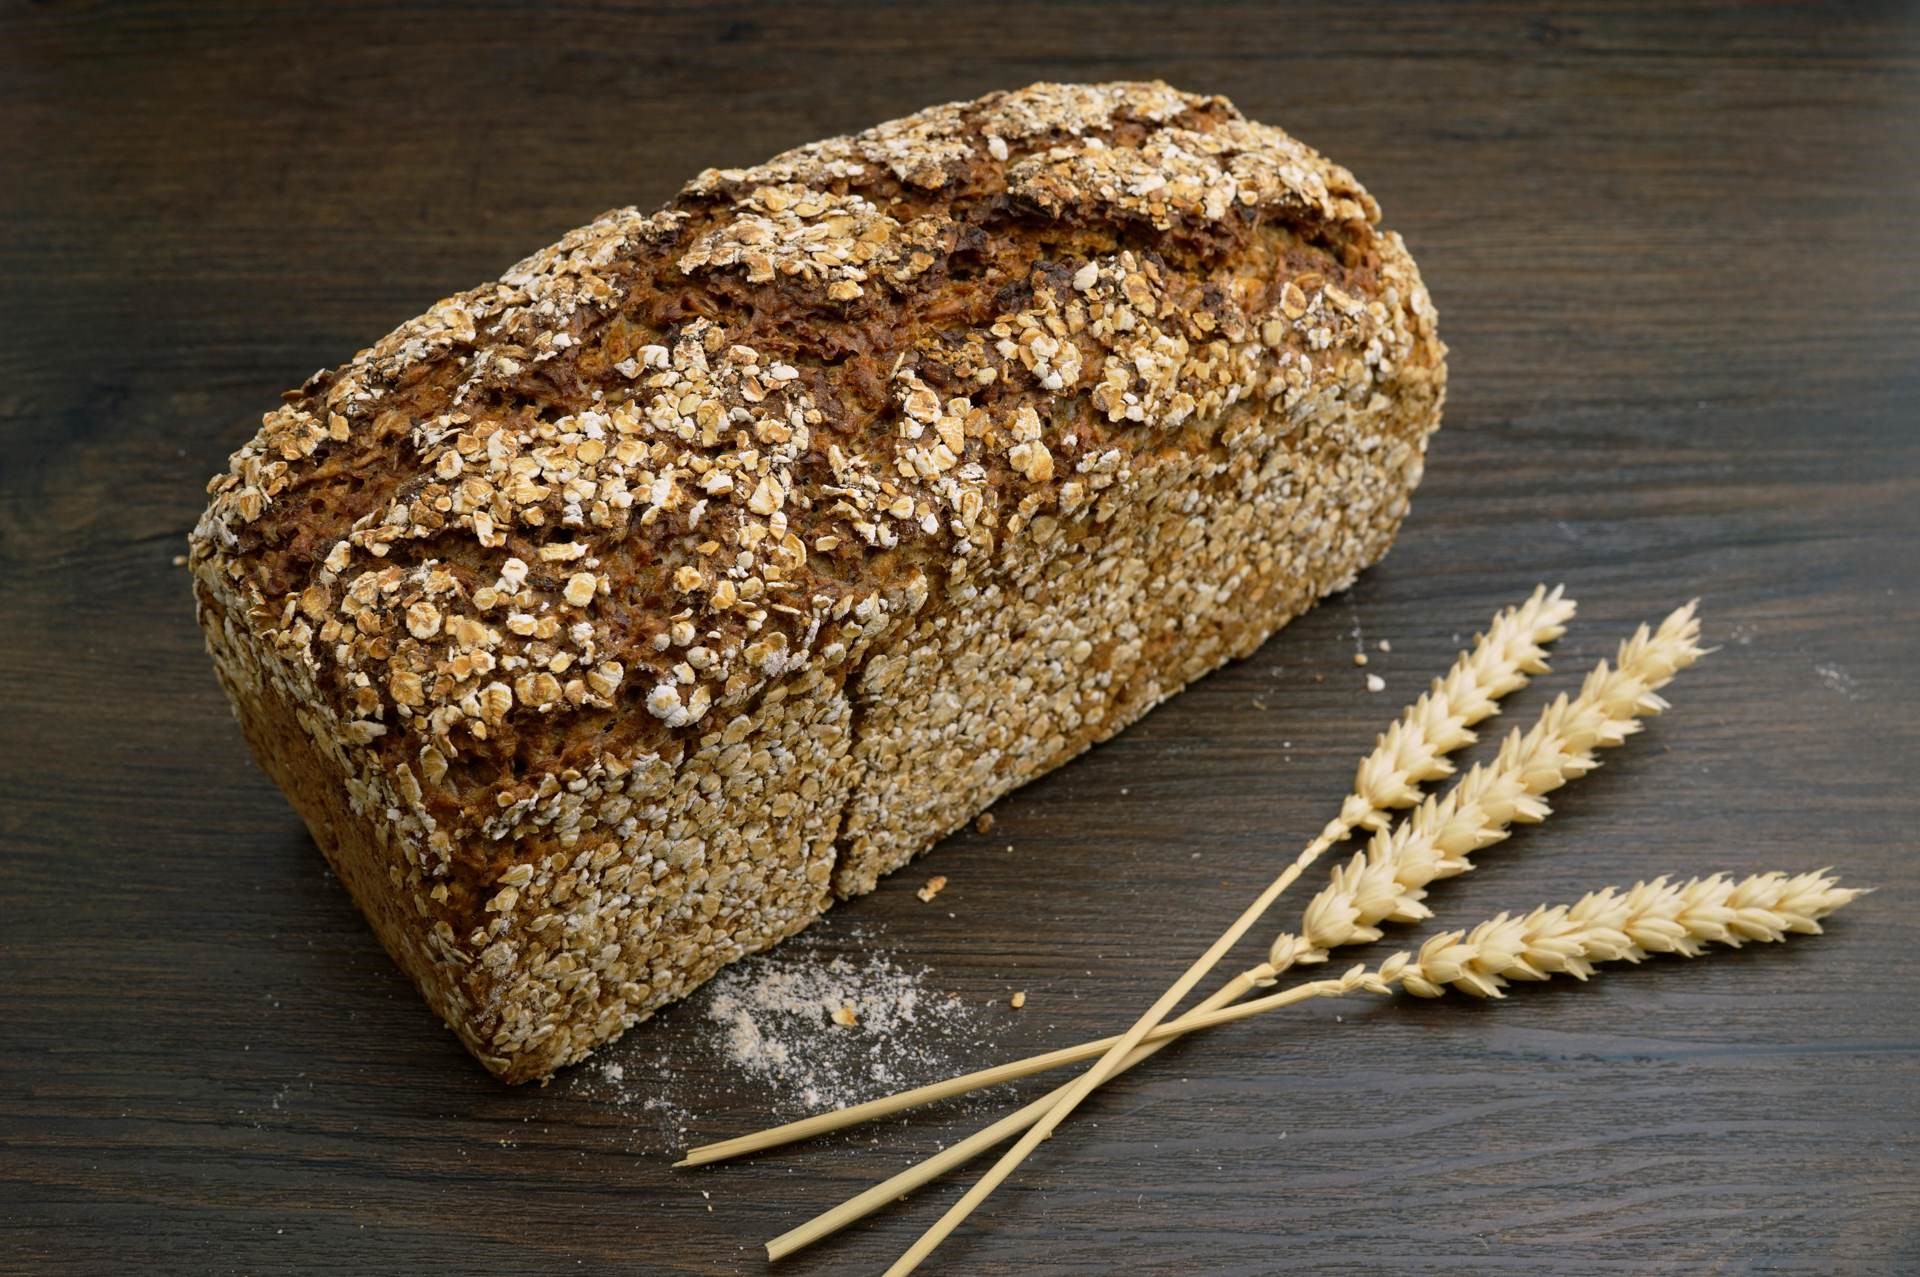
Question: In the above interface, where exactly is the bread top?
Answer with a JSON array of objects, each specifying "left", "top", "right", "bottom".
[{"left": 191, "top": 81, "right": 1437, "bottom": 858}]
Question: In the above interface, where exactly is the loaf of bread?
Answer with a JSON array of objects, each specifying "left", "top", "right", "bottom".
[{"left": 190, "top": 81, "right": 1444, "bottom": 1082}]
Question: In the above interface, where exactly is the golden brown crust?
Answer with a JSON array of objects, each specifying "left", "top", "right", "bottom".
[{"left": 190, "top": 81, "right": 1444, "bottom": 1081}]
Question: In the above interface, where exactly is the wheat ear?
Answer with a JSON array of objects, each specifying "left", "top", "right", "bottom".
[
  {"left": 875, "top": 589, "right": 1581, "bottom": 1275},
  {"left": 1118, "top": 868, "right": 1865, "bottom": 1022},
  {"left": 1318, "top": 583, "right": 1577, "bottom": 844},
  {"left": 1391, "top": 870, "right": 1867, "bottom": 996},
  {"left": 679, "top": 587, "right": 1573, "bottom": 1172},
  {"left": 764, "top": 605, "right": 1700, "bottom": 1258},
  {"left": 1050, "top": 872, "right": 1865, "bottom": 1035}
]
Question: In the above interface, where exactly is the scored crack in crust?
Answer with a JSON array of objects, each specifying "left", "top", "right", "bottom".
[{"left": 189, "top": 80, "right": 1446, "bottom": 1081}]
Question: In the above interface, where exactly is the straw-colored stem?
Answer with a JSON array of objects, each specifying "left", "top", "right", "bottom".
[
  {"left": 684, "top": 587, "right": 1574, "bottom": 1171},
  {"left": 874, "top": 832, "right": 1347, "bottom": 1272},
  {"left": 876, "top": 960, "right": 1369, "bottom": 1275},
  {"left": 775, "top": 969, "right": 1374, "bottom": 1260}
]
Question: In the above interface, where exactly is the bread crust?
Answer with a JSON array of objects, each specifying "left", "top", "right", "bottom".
[{"left": 190, "top": 81, "right": 1444, "bottom": 1081}]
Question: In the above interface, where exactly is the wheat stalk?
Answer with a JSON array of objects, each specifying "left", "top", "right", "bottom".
[
  {"left": 769, "top": 868, "right": 1862, "bottom": 1261},
  {"left": 678, "top": 587, "right": 1573, "bottom": 1172}
]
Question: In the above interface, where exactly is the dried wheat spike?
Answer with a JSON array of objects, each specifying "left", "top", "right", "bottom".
[
  {"left": 1161, "top": 868, "right": 1863, "bottom": 1018},
  {"left": 1270, "top": 601, "right": 1706, "bottom": 973},
  {"left": 1322, "top": 584, "right": 1575, "bottom": 846},
  {"left": 1395, "top": 870, "right": 1865, "bottom": 997}
]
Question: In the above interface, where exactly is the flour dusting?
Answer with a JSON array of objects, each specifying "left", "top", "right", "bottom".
[
  {"left": 564, "top": 928, "right": 997, "bottom": 1151},
  {"left": 704, "top": 948, "right": 981, "bottom": 1111}
]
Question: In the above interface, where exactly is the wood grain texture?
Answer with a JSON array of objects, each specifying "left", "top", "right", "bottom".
[{"left": 2, "top": 2, "right": 1916, "bottom": 1272}]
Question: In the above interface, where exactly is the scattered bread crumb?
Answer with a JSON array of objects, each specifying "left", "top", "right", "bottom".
[
  {"left": 1377, "top": 639, "right": 1391, "bottom": 652},
  {"left": 1010, "top": 991, "right": 1027, "bottom": 1010},
  {"left": 831, "top": 1003, "right": 859, "bottom": 1027},
  {"left": 916, "top": 875, "right": 948, "bottom": 903},
  {"left": 974, "top": 812, "right": 994, "bottom": 834},
  {"left": 171, "top": 554, "right": 188, "bottom": 567},
  {"left": 1352, "top": 652, "right": 1369, "bottom": 667},
  {"left": 1365, "top": 673, "right": 1386, "bottom": 693}
]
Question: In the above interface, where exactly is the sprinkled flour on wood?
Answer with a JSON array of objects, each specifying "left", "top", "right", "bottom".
[
  {"left": 564, "top": 929, "right": 994, "bottom": 1150},
  {"left": 703, "top": 948, "right": 982, "bottom": 1111}
]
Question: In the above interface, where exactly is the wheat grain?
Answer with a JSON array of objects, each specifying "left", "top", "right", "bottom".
[
  {"left": 679, "top": 587, "right": 1572, "bottom": 1172},
  {"left": 1271, "top": 601, "right": 1707, "bottom": 972}
]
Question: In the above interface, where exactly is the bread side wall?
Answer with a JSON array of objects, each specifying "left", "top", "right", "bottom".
[
  {"left": 469, "top": 666, "right": 857, "bottom": 1079},
  {"left": 193, "top": 573, "right": 504, "bottom": 1066}
]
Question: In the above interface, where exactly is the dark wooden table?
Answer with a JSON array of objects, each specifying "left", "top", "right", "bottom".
[{"left": 5, "top": 3, "right": 1917, "bottom": 1272}]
